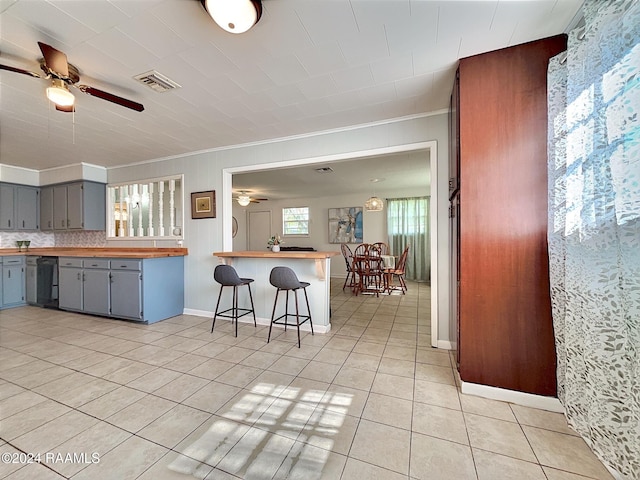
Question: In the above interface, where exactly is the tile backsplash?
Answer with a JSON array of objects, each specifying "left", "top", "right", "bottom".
[{"left": 0, "top": 231, "right": 107, "bottom": 248}]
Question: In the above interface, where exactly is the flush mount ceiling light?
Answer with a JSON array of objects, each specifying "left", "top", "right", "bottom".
[
  {"left": 237, "top": 193, "right": 251, "bottom": 207},
  {"left": 46, "top": 78, "right": 75, "bottom": 107},
  {"left": 365, "top": 178, "right": 384, "bottom": 212},
  {"left": 201, "top": 0, "right": 262, "bottom": 34}
]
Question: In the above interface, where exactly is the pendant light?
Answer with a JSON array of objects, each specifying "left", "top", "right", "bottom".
[
  {"left": 202, "top": 0, "right": 262, "bottom": 34},
  {"left": 365, "top": 178, "right": 384, "bottom": 212}
]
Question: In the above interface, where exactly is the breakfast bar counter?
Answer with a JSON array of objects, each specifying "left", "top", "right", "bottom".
[{"left": 213, "top": 250, "right": 340, "bottom": 333}]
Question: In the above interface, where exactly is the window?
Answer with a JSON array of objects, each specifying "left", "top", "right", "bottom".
[
  {"left": 107, "top": 174, "right": 183, "bottom": 239},
  {"left": 283, "top": 207, "right": 309, "bottom": 235}
]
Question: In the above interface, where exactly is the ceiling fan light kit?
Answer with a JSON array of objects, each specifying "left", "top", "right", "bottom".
[
  {"left": 237, "top": 194, "right": 251, "bottom": 206},
  {"left": 0, "top": 41, "right": 144, "bottom": 112},
  {"left": 46, "top": 79, "right": 75, "bottom": 106},
  {"left": 202, "top": 0, "right": 262, "bottom": 34}
]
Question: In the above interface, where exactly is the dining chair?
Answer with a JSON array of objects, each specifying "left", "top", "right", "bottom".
[
  {"left": 372, "top": 242, "right": 389, "bottom": 255},
  {"left": 340, "top": 243, "right": 356, "bottom": 291},
  {"left": 384, "top": 244, "right": 410, "bottom": 293},
  {"left": 352, "top": 243, "right": 384, "bottom": 296}
]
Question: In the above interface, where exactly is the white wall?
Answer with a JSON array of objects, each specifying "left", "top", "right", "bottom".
[{"left": 106, "top": 113, "right": 452, "bottom": 345}]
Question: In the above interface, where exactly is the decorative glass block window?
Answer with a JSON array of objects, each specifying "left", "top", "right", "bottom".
[
  {"left": 107, "top": 174, "right": 183, "bottom": 239},
  {"left": 283, "top": 207, "right": 309, "bottom": 236}
]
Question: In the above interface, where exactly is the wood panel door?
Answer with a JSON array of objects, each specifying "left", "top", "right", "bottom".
[{"left": 457, "top": 35, "right": 567, "bottom": 396}]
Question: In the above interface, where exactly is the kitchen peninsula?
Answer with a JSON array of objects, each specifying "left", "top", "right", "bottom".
[
  {"left": 213, "top": 250, "right": 340, "bottom": 332},
  {"left": 0, "top": 247, "right": 187, "bottom": 323}
]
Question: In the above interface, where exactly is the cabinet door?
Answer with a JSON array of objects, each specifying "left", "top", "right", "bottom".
[
  {"left": 40, "top": 187, "right": 54, "bottom": 231},
  {"left": 53, "top": 185, "right": 68, "bottom": 230},
  {"left": 110, "top": 270, "right": 142, "bottom": 320},
  {"left": 2, "top": 265, "right": 24, "bottom": 306},
  {"left": 0, "top": 184, "right": 16, "bottom": 230},
  {"left": 17, "top": 187, "right": 39, "bottom": 230},
  {"left": 83, "top": 269, "right": 110, "bottom": 316},
  {"left": 67, "top": 183, "right": 83, "bottom": 230},
  {"left": 58, "top": 266, "right": 83, "bottom": 310}
]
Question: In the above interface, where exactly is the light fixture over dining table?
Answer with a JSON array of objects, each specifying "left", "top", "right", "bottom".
[{"left": 365, "top": 178, "right": 384, "bottom": 212}]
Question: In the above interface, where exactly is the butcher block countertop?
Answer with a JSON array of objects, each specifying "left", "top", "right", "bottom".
[
  {"left": 0, "top": 247, "right": 188, "bottom": 258},
  {"left": 214, "top": 250, "right": 339, "bottom": 259}
]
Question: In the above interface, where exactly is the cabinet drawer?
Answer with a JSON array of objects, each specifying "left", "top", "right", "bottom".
[
  {"left": 110, "top": 259, "right": 141, "bottom": 271},
  {"left": 84, "top": 259, "right": 110, "bottom": 269},
  {"left": 59, "top": 257, "right": 83, "bottom": 268},
  {"left": 3, "top": 257, "right": 24, "bottom": 266},
  {"left": 26, "top": 256, "right": 39, "bottom": 266}
]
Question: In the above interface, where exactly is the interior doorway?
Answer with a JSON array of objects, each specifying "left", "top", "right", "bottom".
[{"left": 221, "top": 141, "right": 439, "bottom": 347}]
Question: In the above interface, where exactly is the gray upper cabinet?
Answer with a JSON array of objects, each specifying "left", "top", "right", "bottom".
[
  {"left": 40, "top": 186, "right": 54, "bottom": 231},
  {"left": 52, "top": 181, "right": 106, "bottom": 231},
  {"left": 0, "top": 184, "right": 16, "bottom": 230},
  {"left": 0, "top": 184, "right": 39, "bottom": 231},
  {"left": 17, "top": 186, "right": 39, "bottom": 230},
  {"left": 53, "top": 185, "right": 68, "bottom": 230}
]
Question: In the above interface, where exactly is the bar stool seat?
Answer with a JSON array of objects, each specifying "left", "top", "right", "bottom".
[
  {"left": 212, "top": 264, "right": 256, "bottom": 337},
  {"left": 268, "top": 266, "right": 314, "bottom": 348}
]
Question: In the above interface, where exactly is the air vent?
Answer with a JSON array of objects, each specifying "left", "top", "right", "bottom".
[
  {"left": 315, "top": 167, "right": 334, "bottom": 173},
  {"left": 133, "top": 70, "right": 181, "bottom": 92}
]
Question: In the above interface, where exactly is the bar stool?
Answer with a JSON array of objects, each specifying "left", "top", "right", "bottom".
[
  {"left": 268, "top": 266, "right": 314, "bottom": 348},
  {"left": 212, "top": 264, "right": 256, "bottom": 337}
]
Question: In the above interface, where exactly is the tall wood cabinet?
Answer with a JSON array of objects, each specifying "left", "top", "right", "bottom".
[{"left": 450, "top": 35, "right": 567, "bottom": 397}]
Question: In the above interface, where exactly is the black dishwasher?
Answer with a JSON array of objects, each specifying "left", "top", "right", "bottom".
[{"left": 28, "top": 257, "right": 58, "bottom": 308}]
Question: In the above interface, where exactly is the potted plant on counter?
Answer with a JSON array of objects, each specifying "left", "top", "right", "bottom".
[{"left": 268, "top": 234, "right": 283, "bottom": 252}]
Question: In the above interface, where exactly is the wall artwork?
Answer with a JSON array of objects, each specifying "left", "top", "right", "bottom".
[
  {"left": 191, "top": 190, "right": 216, "bottom": 219},
  {"left": 329, "top": 207, "right": 363, "bottom": 244}
]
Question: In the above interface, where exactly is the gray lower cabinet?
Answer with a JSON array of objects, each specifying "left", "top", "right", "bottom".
[
  {"left": 110, "top": 268, "right": 142, "bottom": 320},
  {"left": 2, "top": 256, "right": 25, "bottom": 308},
  {"left": 57, "top": 256, "right": 184, "bottom": 323},
  {"left": 58, "top": 258, "right": 83, "bottom": 311},
  {"left": 83, "top": 260, "right": 110, "bottom": 316}
]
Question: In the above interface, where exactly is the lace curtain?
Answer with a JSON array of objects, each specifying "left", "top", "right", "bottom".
[
  {"left": 386, "top": 197, "right": 430, "bottom": 282},
  {"left": 547, "top": 1, "right": 639, "bottom": 477}
]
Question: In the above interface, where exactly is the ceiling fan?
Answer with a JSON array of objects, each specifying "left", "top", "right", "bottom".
[
  {"left": 235, "top": 190, "right": 268, "bottom": 206},
  {"left": 0, "top": 42, "right": 144, "bottom": 113}
]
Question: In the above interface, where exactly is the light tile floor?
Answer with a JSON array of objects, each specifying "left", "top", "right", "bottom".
[{"left": 0, "top": 279, "right": 614, "bottom": 479}]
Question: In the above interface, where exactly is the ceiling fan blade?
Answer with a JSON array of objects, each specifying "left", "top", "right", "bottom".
[
  {"left": 76, "top": 85, "right": 144, "bottom": 112},
  {"left": 38, "top": 42, "right": 69, "bottom": 78},
  {"left": 0, "top": 63, "right": 42, "bottom": 78},
  {"left": 55, "top": 104, "right": 75, "bottom": 113}
]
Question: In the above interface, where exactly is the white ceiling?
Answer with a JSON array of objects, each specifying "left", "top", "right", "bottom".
[{"left": 0, "top": 0, "right": 582, "bottom": 183}]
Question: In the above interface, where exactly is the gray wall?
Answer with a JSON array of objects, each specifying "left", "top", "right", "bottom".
[{"left": 107, "top": 113, "right": 453, "bottom": 346}]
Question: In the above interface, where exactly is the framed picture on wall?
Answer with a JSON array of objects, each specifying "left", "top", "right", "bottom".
[
  {"left": 329, "top": 207, "right": 363, "bottom": 243},
  {"left": 191, "top": 190, "right": 216, "bottom": 219}
]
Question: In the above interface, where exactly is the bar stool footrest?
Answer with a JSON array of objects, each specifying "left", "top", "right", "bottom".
[
  {"left": 215, "top": 307, "right": 255, "bottom": 320},
  {"left": 271, "top": 313, "right": 312, "bottom": 328}
]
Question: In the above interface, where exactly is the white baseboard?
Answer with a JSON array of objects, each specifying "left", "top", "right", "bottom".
[
  {"left": 182, "top": 309, "right": 331, "bottom": 334},
  {"left": 437, "top": 340, "right": 455, "bottom": 350},
  {"left": 460, "top": 381, "right": 564, "bottom": 413}
]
